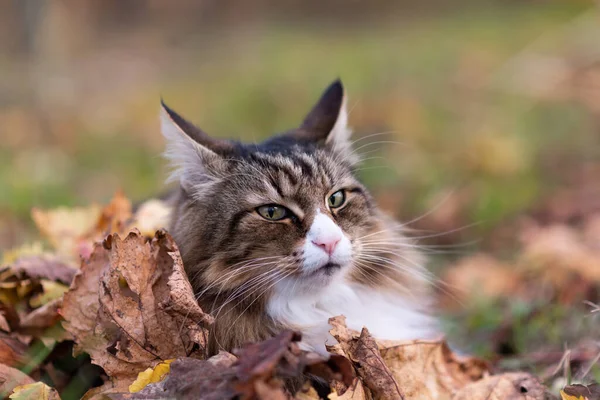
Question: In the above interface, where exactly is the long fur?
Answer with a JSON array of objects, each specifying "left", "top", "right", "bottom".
[{"left": 161, "top": 80, "right": 439, "bottom": 355}]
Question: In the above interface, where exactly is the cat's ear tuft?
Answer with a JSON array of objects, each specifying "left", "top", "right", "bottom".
[
  {"left": 298, "top": 79, "right": 352, "bottom": 152},
  {"left": 160, "top": 100, "right": 230, "bottom": 189}
]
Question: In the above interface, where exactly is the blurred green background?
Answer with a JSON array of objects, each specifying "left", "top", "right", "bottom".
[
  {"left": 1, "top": 1, "right": 600, "bottom": 392},
  {"left": 1, "top": 0, "right": 599, "bottom": 251}
]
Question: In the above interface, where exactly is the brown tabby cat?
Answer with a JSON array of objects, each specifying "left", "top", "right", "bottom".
[{"left": 161, "top": 80, "right": 438, "bottom": 356}]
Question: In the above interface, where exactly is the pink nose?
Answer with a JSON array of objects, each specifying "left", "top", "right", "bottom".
[{"left": 311, "top": 237, "right": 341, "bottom": 256}]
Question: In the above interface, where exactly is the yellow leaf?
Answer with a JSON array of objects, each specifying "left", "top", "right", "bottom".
[
  {"left": 560, "top": 391, "right": 586, "bottom": 400},
  {"left": 1, "top": 242, "right": 45, "bottom": 266},
  {"left": 128, "top": 359, "right": 175, "bottom": 393},
  {"left": 9, "top": 382, "right": 60, "bottom": 400},
  {"left": 29, "top": 280, "right": 69, "bottom": 308},
  {"left": 31, "top": 205, "right": 101, "bottom": 261},
  {"left": 129, "top": 199, "right": 172, "bottom": 237}
]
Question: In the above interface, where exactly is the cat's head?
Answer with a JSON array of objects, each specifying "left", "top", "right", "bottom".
[{"left": 162, "top": 80, "right": 422, "bottom": 304}]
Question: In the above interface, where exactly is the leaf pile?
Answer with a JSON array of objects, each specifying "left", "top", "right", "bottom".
[
  {"left": 0, "top": 191, "right": 597, "bottom": 399},
  {"left": 442, "top": 217, "right": 600, "bottom": 308}
]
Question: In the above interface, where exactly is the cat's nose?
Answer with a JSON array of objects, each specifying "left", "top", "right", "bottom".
[{"left": 311, "top": 236, "right": 341, "bottom": 256}]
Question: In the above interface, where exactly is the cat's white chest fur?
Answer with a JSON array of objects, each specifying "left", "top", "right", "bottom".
[{"left": 267, "top": 278, "right": 436, "bottom": 355}]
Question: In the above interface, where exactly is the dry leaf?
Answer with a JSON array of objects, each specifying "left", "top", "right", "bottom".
[
  {"left": 61, "top": 230, "right": 212, "bottom": 391},
  {"left": 0, "top": 364, "right": 35, "bottom": 398},
  {"left": 31, "top": 204, "right": 101, "bottom": 262},
  {"left": 29, "top": 280, "right": 68, "bottom": 308},
  {"left": 19, "top": 298, "right": 62, "bottom": 330},
  {"left": 561, "top": 393, "right": 585, "bottom": 400},
  {"left": 453, "top": 372, "right": 545, "bottom": 399},
  {"left": 0, "top": 333, "right": 27, "bottom": 366},
  {"left": 128, "top": 359, "right": 174, "bottom": 393},
  {"left": 93, "top": 191, "right": 132, "bottom": 238},
  {"left": 329, "top": 315, "right": 491, "bottom": 400},
  {"left": 327, "top": 379, "right": 368, "bottom": 400},
  {"left": 9, "top": 381, "right": 61, "bottom": 400},
  {"left": 441, "top": 254, "right": 522, "bottom": 308},
  {"left": 521, "top": 224, "right": 600, "bottom": 283},
  {"left": 561, "top": 383, "right": 600, "bottom": 400},
  {"left": 0, "top": 312, "right": 9, "bottom": 332},
  {"left": 1, "top": 243, "right": 45, "bottom": 266},
  {"left": 294, "top": 385, "right": 321, "bottom": 399},
  {"left": 103, "top": 331, "right": 327, "bottom": 399},
  {"left": 9, "top": 256, "right": 77, "bottom": 285},
  {"left": 30, "top": 191, "right": 134, "bottom": 264},
  {"left": 129, "top": 200, "right": 172, "bottom": 237},
  {"left": 328, "top": 317, "right": 400, "bottom": 399}
]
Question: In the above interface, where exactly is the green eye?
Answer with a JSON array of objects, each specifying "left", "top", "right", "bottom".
[
  {"left": 257, "top": 205, "right": 288, "bottom": 221},
  {"left": 328, "top": 190, "right": 346, "bottom": 209}
]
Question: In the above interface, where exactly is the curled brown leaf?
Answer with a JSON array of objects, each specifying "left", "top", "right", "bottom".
[{"left": 61, "top": 230, "right": 212, "bottom": 392}]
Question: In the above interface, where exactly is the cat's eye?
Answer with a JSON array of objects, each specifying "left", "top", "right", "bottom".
[
  {"left": 257, "top": 205, "right": 288, "bottom": 221},
  {"left": 328, "top": 190, "right": 346, "bottom": 209}
]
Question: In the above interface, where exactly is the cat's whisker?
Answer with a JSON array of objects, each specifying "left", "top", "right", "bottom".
[
  {"left": 214, "top": 263, "right": 295, "bottom": 321},
  {"left": 349, "top": 131, "right": 398, "bottom": 147},
  {"left": 208, "top": 261, "right": 286, "bottom": 311},
  {"left": 356, "top": 228, "right": 398, "bottom": 241},
  {"left": 195, "top": 258, "right": 283, "bottom": 300},
  {"left": 353, "top": 260, "right": 426, "bottom": 302},
  {"left": 215, "top": 259, "right": 297, "bottom": 311},
  {"left": 353, "top": 259, "right": 407, "bottom": 289},
  {"left": 213, "top": 269, "right": 286, "bottom": 319},
  {"left": 397, "top": 190, "right": 457, "bottom": 228},
  {"left": 360, "top": 239, "right": 479, "bottom": 249},
  {"left": 358, "top": 251, "right": 458, "bottom": 297},
  {"left": 228, "top": 268, "right": 296, "bottom": 328},
  {"left": 357, "top": 254, "right": 431, "bottom": 281},
  {"left": 407, "top": 222, "right": 481, "bottom": 240},
  {"left": 358, "top": 252, "right": 465, "bottom": 305},
  {"left": 178, "top": 257, "right": 286, "bottom": 336},
  {"left": 351, "top": 140, "right": 408, "bottom": 155},
  {"left": 359, "top": 240, "right": 477, "bottom": 255}
]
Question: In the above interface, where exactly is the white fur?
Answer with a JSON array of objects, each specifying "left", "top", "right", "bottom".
[
  {"left": 269, "top": 212, "right": 437, "bottom": 356},
  {"left": 325, "top": 98, "right": 359, "bottom": 164},
  {"left": 268, "top": 277, "right": 437, "bottom": 356},
  {"left": 302, "top": 212, "right": 352, "bottom": 273},
  {"left": 326, "top": 97, "right": 351, "bottom": 146}
]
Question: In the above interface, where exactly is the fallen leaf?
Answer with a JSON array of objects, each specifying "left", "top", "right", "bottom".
[
  {"left": 129, "top": 200, "right": 172, "bottom": 238},
  {"left": 561, "top": 383, "right": 600, "bottom": 400},
  {"left": 327, "top": 379, "right": 367, "bottom": 400},
  {"left": 1, "top": 243, "right": 45, "bottom": 266},
  {"left": 453, "top": 372, "right": 545, "bottom": 399},
  {"left": 0, "top": 312, "right": 9, "bottom": 332},
  {"left": 0, "top": 364, "right": 35, "bottom": 398},
  {"left": 29, "top": 280, "right": 69, "bottom": 308},
  {"left": 128, "top": 359, "right": 174, "bottom": 393},
  {"left": 93, "top": 191, "right": 132, "bottom": 239},
  {"left": 9, "top": 255, "right": 77, "bottom": 285},
  {"left": 30, "top": 191, "right": 134, "bottom": 264},
  {"left": 294, "top": 385, "right": 321, "bottom": 399},
  {"left": 521, "top": 224, "right": 600, "bottom": 287},
  {"left": 31, "top": 204, "right": 101, "bottom": 262},
  {"left": 440, "top": 254, "right": 523, "bottom": 308},
  {"left": 102, "top": 331, "right": 327, "bottom": 400},
  {"left": 9, "top": 381, "right": 60, "bottom": 400},
  {"left": 19, "top": 299, "right": 62, "bottom": 330},
  {"left": 0, "top": 333, "right": 27, "bottom": 366},
  {"left": 329, "top": 315, "right": 491, "bottom": 400},
  {"left": 61, "top": 230, "right": 212, "bottom": 391}
]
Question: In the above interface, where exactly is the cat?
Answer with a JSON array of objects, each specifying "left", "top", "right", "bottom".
[{"left": 161, "top": 80, "right": 438, "bottom": 356}]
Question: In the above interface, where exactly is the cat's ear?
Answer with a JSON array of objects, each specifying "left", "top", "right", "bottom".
[
  {"left": 298, "top": 79, "right": 352, "bottom": 151},
  {"left": 160, "top": 100, "right": 230, "bottom": 189}
]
